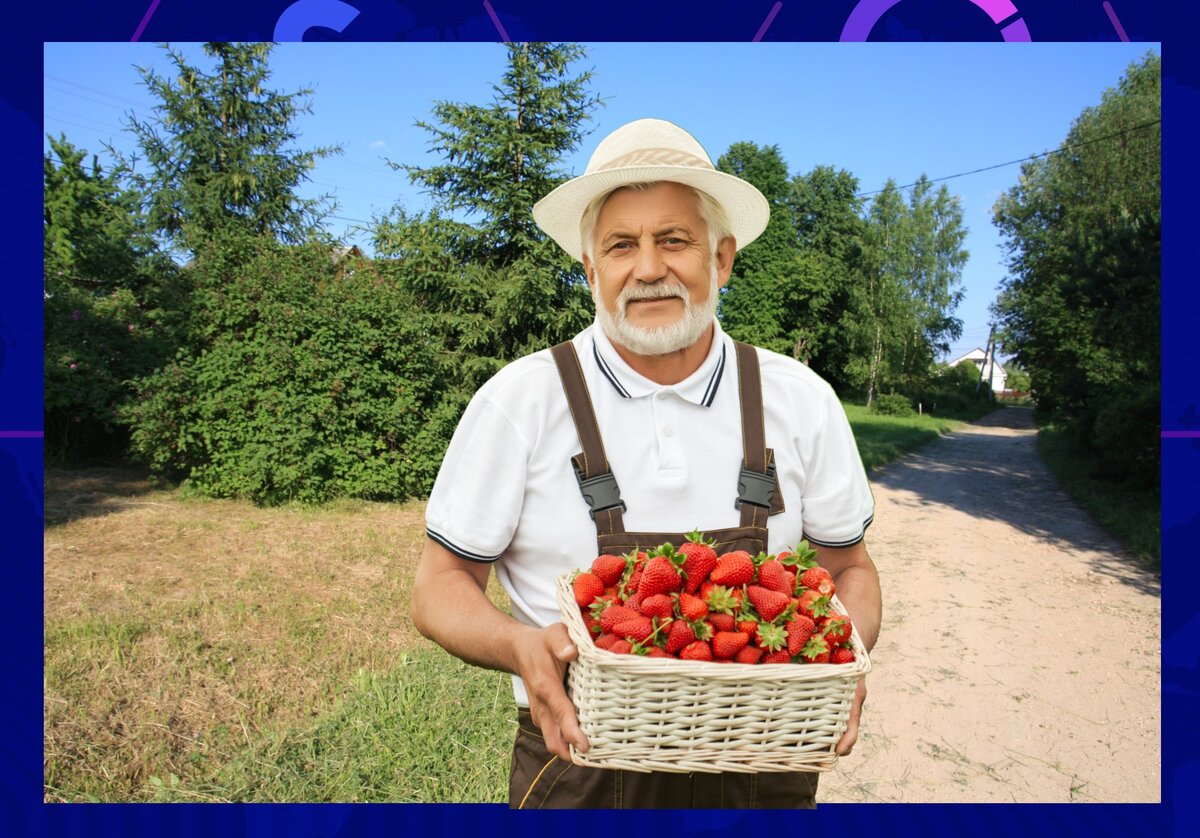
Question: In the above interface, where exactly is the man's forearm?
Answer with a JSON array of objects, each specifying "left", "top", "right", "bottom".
[{"left": 830, "top": 563, "right": 882, "bottom": 652}]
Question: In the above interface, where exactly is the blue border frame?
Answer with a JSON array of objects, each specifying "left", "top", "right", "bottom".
[{"left": 12, "top": 1, "right": 1194, "bottom": 834}]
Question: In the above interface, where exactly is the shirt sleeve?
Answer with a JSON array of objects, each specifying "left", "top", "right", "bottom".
[
  {"left": 799, "top": 390, "right": 875, "bottom": 548},
  {"left": 424, "top": 391, "right": 529, "bottom": 563}
]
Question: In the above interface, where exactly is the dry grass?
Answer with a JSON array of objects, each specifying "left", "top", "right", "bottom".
[{"left": 43, "top": 466, "right": 510, "bottom": 802}]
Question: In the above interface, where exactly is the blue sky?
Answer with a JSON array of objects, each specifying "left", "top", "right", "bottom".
[{"left": 43, "top": 41, "right": 1156, "bottom": 362}]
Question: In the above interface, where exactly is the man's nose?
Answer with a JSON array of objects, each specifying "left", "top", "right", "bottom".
[{"left": 632, "top": 241, "right": 667, "bottom": 283}]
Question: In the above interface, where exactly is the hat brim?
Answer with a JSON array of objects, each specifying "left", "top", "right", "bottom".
[{"left": 533, "top": 166, "right": 770, "bottom": 262}]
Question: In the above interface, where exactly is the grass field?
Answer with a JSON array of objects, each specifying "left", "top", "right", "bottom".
[{"left": 43, "top": 407, "right": 975, "bottom": 802}]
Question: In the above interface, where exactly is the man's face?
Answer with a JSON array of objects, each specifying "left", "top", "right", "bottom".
[{"left": 583, "top": 182, "right": 735, "bottom": 357}]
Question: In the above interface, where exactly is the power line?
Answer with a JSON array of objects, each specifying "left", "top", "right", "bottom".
[{"left": 855, "top": 118, "right": 1161, "bottom": 198}]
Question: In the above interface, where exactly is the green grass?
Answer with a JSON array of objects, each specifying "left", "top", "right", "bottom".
[
  {"left": 193, "top": 648, "right": 513, "bottom": 803},
  {"left": 1036, "top": 422, "right": 1160, "bottom": 571},
  {"left": 842, "top": 404, "right": 970, "bottom": 472}
]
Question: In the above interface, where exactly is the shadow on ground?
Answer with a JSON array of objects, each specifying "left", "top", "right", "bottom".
[
  {"left": 44, "top": 465, "right": 168, "bottom": 528},
  {"left": 870, "top": 406, "right": 1159, "bottom": 597}
]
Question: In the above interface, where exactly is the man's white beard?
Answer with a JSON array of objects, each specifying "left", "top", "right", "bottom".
[{"left": 593, "top": 268, "right": 719, "bottom": 357}]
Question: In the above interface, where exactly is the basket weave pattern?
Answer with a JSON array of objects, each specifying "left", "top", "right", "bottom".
[{"left": 555, "top": 573, "right": 872, "bottom": 774}]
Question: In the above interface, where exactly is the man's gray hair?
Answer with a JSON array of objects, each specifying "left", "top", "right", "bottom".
[{"left": 579, "top": 182, "right": 734, "bottom": 263}]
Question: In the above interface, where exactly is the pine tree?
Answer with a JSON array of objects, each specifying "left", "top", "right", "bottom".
[{"left": 123, "top": 42, "right": 340, "bottom": 255}]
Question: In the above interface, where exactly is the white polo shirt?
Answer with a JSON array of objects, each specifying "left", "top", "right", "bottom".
[{"left": 425, "top": 319, "right": 874, "bottom": 705}]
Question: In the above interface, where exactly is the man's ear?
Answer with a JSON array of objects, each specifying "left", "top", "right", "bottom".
[
  {"left": 582, "top": 254, "right": 595, "bottom": 290},
  {"left": 715, "top": 236, "right": 736, "bottom": 289}
]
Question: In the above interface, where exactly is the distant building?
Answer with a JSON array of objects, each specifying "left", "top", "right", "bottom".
[{"left": 948, "top": 347, "right": 1007, "bottom": 393}]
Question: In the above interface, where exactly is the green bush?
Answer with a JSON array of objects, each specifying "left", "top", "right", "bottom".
[
  {"left": 871, "top": 392, "right": 915, "bottom": 416},
  {"left": 125, "top": 239, "right": 455, "bottom": 504}
]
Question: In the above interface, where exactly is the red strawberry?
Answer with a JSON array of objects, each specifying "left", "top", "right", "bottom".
[
  {"left": 609, "top": 639, "right": 634, "bottom": 655},
  {"left": 677, "top": 592, "right": 709, "bottom": 622},
  {"left": 831, "top": 646, "right": 856, "bottom": 664},
  {"left": 572, "top": 572, "right": 605, "bottom": 607},
  {"left": 665, "top": 620, "right": 697, "bottom": 655},
  {"left": 746, "top": 585, "right": 790, "bottom": 623},
  {"left": 710, "top": 551, "right": 755, "bottom": 587},
  {"left": 785, "top": 614, "right": 816, "bottom": 656},
  {"left": 756, "top": 559, "right": 792, "bottom": 595},
  {"left": 583, "top": 615, "right": 602, "bottom": 637},
  {"left": 734, "top": 646, "right": 764, "bottom": 665},
  {"left": 761, "top": 650, "right": 792, "bottom": 664},
  {"left": 599, "top": 604, "right": 640, "bottom": 635},
  {"left": 638, "top": 555, "right": 682, "bottom": 598},
  {"left": 645, "top": 647, "right": 673, "bottom": 658},
  {"left": 594, "top": 632, "right": 619, "bottom": 650},
  {"left": 702, "top": 584, "right": 740, "bottom": 616},
  {"left": 712, "top": 631, "right": 750, "bottom": 659},
  {"left": 679, "top": 640, "right": 713, "bottom": 661},
  {"left": 822, "top": 613, "right": 853, "bottom": 646},
  {"left": 708, "top": 613, "right": 736, "bottom": 632},
  {"left": 799, "top": 633, "right": 831, "bottom": 664},
  {"left": 679, "top": 530, "right": 719, "bottom": 593},
  {"left": 737, "top": 617, "right": 759, "bottom": 636},
  {"left": 591, "top": 554, "right": 628, "bottom": 587},
  {"left": 638, "top": 593, "right": 674, "bottom": 620},
  {"left": 799, "top": 566, "right": 835, "bottom": 597},
  {"left": 795, "top": 589, "right": 832, "bottom": 621},
  {"left": 613, "top": 616, "right": 655, "bottom": 644}
]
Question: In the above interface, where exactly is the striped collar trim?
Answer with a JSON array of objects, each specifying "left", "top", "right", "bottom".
[{"left": 587, "top": 321, "right": 729, "bottom": 408}]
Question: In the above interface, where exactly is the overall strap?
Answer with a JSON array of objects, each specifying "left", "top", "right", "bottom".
[
  {"left": 734, "top": 341, "right": 783, "bottom": 528},
  {"left": 549, "top": 341, "right": 627, "bottom": 536}
]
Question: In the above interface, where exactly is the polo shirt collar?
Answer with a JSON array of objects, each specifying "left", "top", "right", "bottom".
[{"left": 589, "top": 319, "right": 730, "bottom": 408}]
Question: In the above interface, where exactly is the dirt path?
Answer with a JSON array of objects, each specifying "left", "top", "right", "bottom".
[{"left": 822, "top": 407, "right": 1160, "bottom": 803}]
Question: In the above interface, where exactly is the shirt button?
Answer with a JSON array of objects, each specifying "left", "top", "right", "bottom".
[
  {"left": 656, "top": 391, "right": 670, "bottom": 400},
  {"left": 663, "top": 426, "right": 675, "bottom": 437}
]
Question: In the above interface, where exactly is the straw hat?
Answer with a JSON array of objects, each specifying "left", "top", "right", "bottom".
[{"left": 533, "top": 118, "right": 770, "bottom": 262}]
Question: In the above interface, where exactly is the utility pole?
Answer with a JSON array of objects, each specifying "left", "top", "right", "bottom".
[{"left": 977, "top": 325, "right": 995, "bottom": 395}]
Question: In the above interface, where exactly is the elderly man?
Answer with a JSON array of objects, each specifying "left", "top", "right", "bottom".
[{"left": 412, "top": 118, "right": 880, "bottom": 808}]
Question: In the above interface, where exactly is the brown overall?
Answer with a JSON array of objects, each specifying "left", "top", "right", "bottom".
[{"left": 507, "top": 339, "right": 819, "bottom": 809}]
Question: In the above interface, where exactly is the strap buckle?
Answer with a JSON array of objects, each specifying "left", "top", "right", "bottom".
[
  {"left": 573, "top": 463, "right": 627, "bottom": 521},
  {"left": 736, "top": 462, "right": 777, "bottom": 510}
]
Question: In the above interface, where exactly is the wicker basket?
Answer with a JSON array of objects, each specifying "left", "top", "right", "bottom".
[{"left": 554, "top": 572, "right": 871, "bottom": 774}]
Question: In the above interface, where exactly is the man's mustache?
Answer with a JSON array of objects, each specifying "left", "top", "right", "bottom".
[{"left": 618, "top": 282, "right": 689, "bottom": 313}]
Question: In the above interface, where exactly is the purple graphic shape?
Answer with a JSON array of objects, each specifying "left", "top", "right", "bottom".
[
  {"left": 841, "top": 0, "right": 1031, "bottom": 42},
  {"left": 1103, "top": 2, "right": 1131, "bottom": 41},
  {"left": 130, "top": 0, "right": 164, "bottom": 42},
  {"left": 0, "top": 432, "right": 43, "bottom": 439},
  {"left": 754, "top": 2, "right": 783, "bottom": 42},
  {"left": 1163, "top": 431, "right": 1200, "bottom": 439},
  {"left": 273, "top": 0, "right": 361, "bottom": 41},
  {"left": 484, "top": 1, "right": 511, "bottom": 42}
]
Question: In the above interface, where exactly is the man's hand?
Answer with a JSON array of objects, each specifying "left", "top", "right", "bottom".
[
  {"left": 834, "top": 676, "right": 867, "bottom": 756},
  {"left": 514, "top": 623, "right": 590, "bottom": 761}
]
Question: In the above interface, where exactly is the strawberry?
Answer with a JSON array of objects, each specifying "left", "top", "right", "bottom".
[
  {"left": 638, "top": 593, "right": 674, "bottom": 621},
  {"left": 702, "top": 584, "right": 740, "bottom": 616},
  {"left": 708, "top": 613, "right": 736, "bottom": 632},
  {"left": 645, "top": 647, "right": 673, "bottom": 658},
  {"left": 583, "top": 615, "right": 602, "bottom": 637},
  {"left": 757, "top": 559, "right": 792, "bottom": 595},
  {"left": 795, "top": 589, "right": 832, "bottom": 621},
  {"left": 638, "top": 555, "right": 683, "bottom": 598},
  {"left": 679, "top": 640, "right": 713, "bottom": 661},
  {"left": 755, "top": 622, "right": 787, "bottom": 653},
  {"left": 609, "top": 639, "right": 634, "bottom": 655},
  {"left": 831, "top": 646, "right": 856, "bottom": 665},
  {"left": 598, "top": 604, "right": 640, "bottom": 635},
  {"left": 799, "top": 633, "right": 831, "bottom": 664},
  {"left": 679, "top": 530, "right": 719, "bottom": 593},
  {"left": 712, "top": 631, "right": 750, "bottom": 659},
  {"left": 761, "top": 650, "right": 792, "bottom": 664},
  {"left": 613, "top": 616, "right": 654, "bottom": 644},
  {"left": 746, "top": 585, "right": 790, "bottom": 623},
  {"left": 594, "top": 632, "right": 619, "bottom": 650},
  {"left": 734, "top": 646, "right": 764, "bottom": 665},
  {"left": 665, "top": 620, "right": 697, "bottom": 655},
  {"left": 822, "top": 613, "right": 853, "bottom": 646},
  {"left": 785, "top": 614, "right": 816, "bottom": 656},
  {"left": 677, "top": 592, "right": 709, "bottom": 622},
  {"left": 572, "top": 572, "right": 605, "bottom": 607},
  {"left": 737, "top": 617, "right": 759, "bottom": 636},
  {"left": 710, "top": 551, "right": 755, "bottom": 587},
  {"left": 799, "top": 566, "right": 835, "bottom": 597},
  {"left": 591, "top": 554, "right": 628, "bottom": 587}
]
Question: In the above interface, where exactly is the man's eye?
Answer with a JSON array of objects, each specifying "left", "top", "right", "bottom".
[
  {"left": 609, "top": 241, "right": 633, "bottom": 251},
  {"left": 661, "top": 237, "right": 687, "bottom": 247}
]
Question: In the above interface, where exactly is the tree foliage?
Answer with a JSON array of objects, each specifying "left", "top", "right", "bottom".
[
  {"left": 123, "top": 42, "right": 339, "bottom": 256},
  {"left": 992, "top": 52, "right": 1160, "bottom": 484}
]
